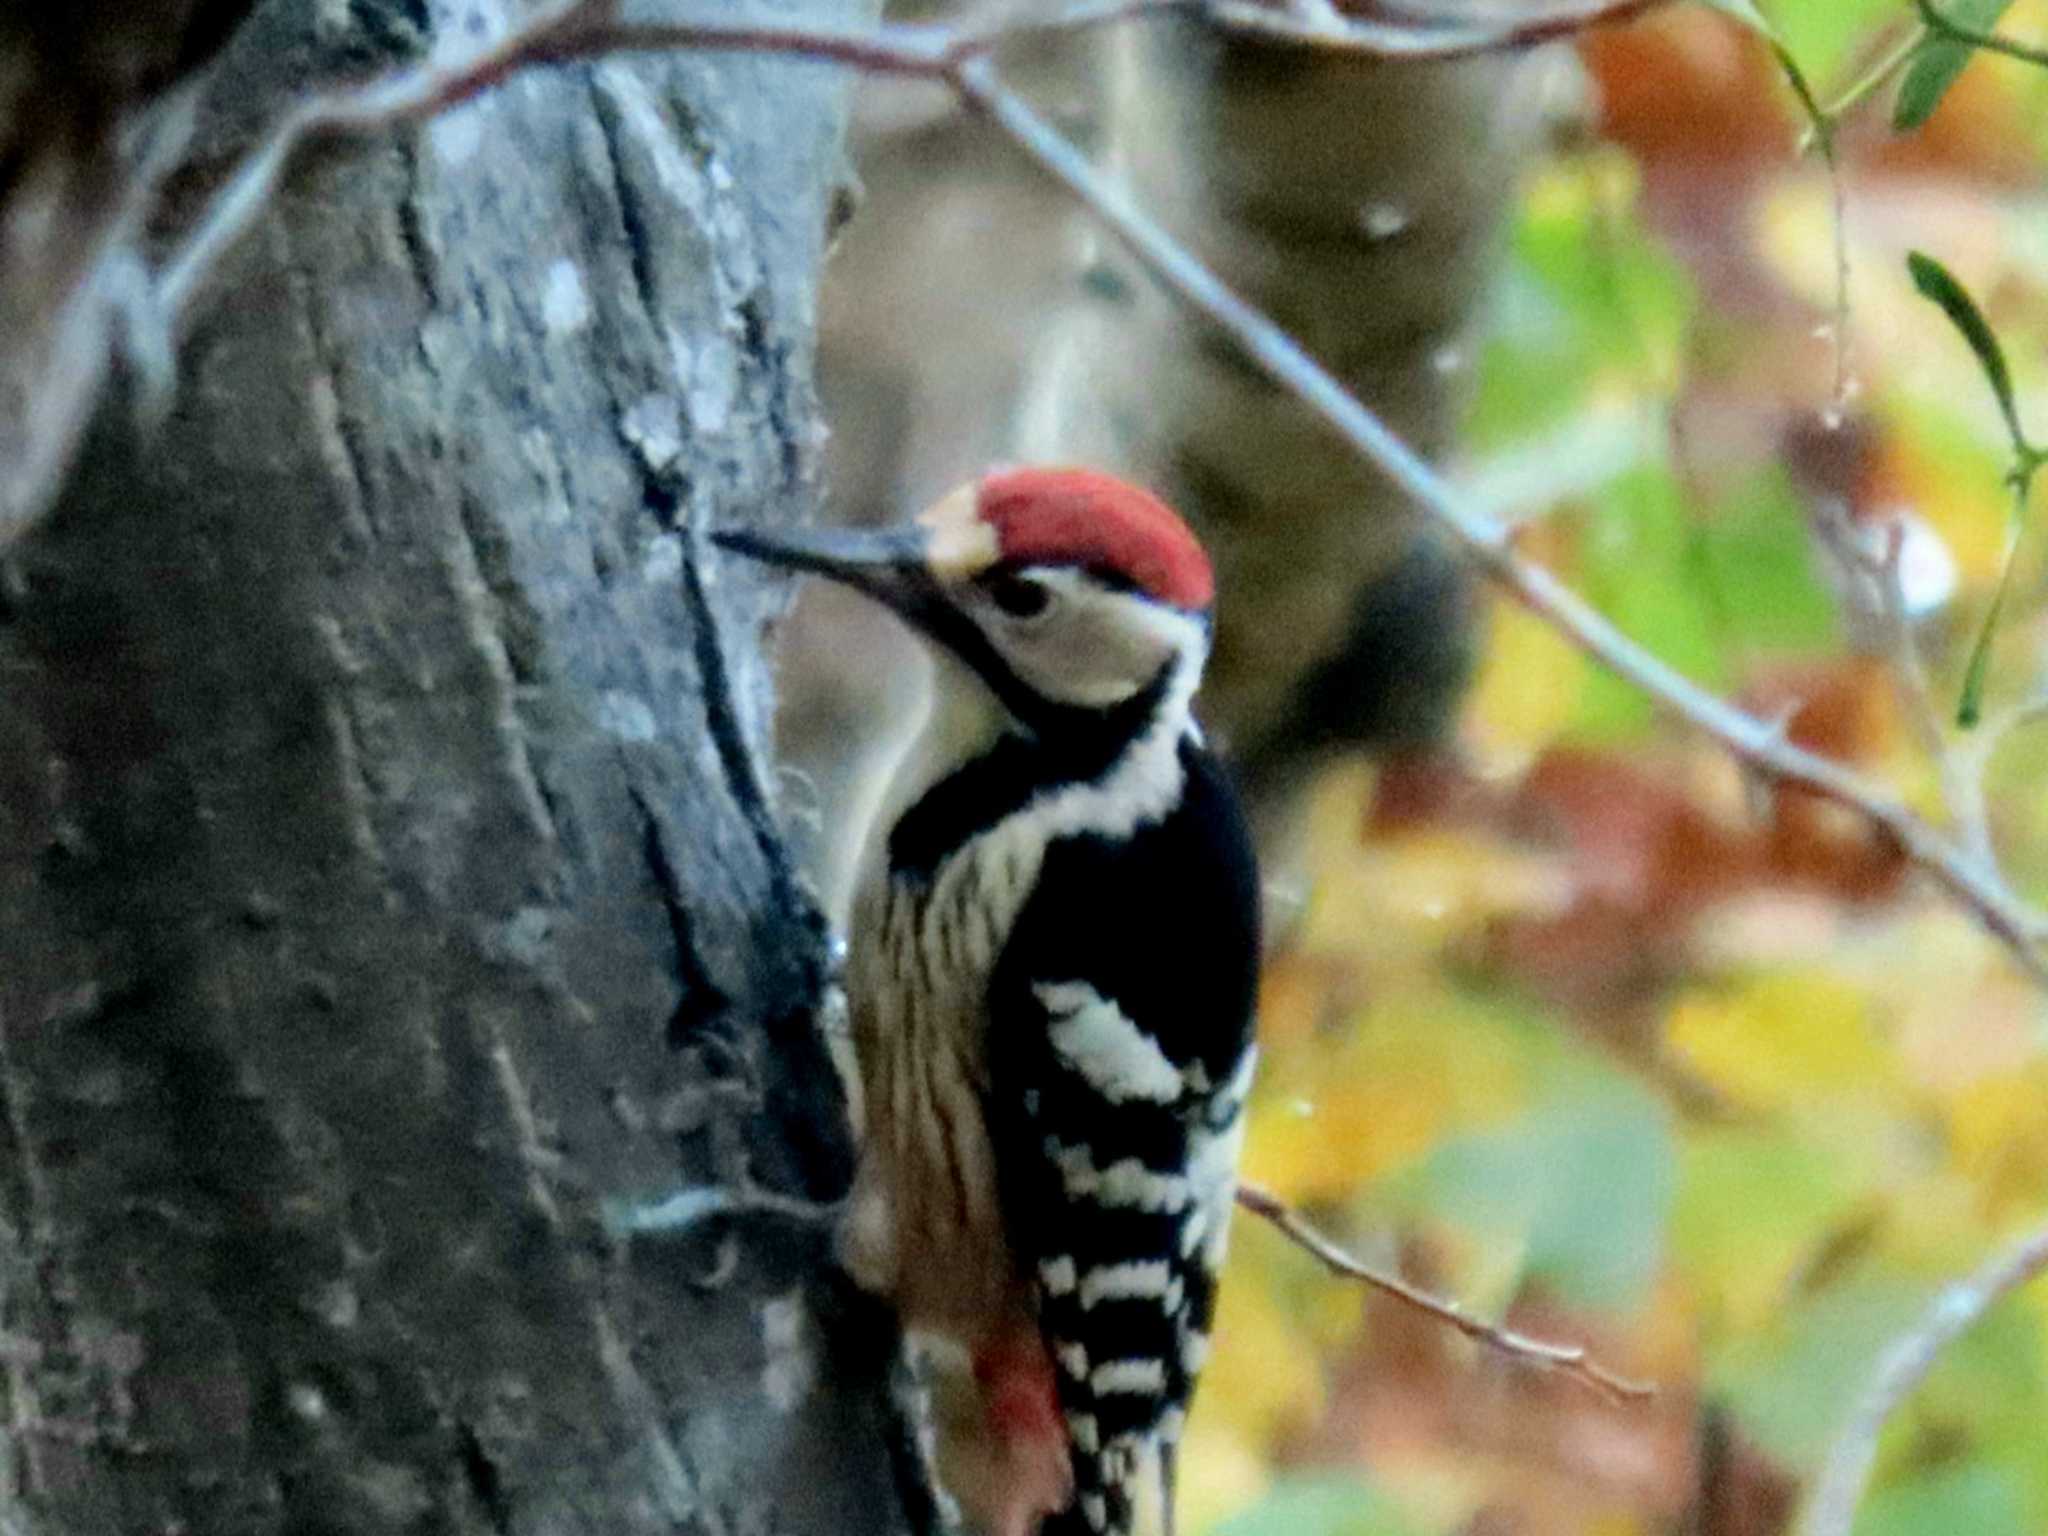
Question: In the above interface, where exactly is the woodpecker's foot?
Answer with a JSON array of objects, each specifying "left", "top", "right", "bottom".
[
  {"left": 888, "top": 1349, "right": 964, "bottom": 1536},
  {"left": 602, "top": 1183, "right": 841, "bottom": 1240}
]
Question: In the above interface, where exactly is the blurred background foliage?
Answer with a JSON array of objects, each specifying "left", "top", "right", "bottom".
[{"left": 1181, "top": 3, "right": 2048, "bottom": 1533}]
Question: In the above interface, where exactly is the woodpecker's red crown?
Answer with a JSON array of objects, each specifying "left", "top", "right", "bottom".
[{"left": 973, "top": 467, "right": 1213, "bottom": 612}]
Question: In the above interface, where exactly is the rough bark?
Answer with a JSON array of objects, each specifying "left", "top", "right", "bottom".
[{"left": 0, "top": 1, "right": 906, "bottom": 1532}]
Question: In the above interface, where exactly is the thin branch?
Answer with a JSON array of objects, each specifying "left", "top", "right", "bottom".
[
  {"left": 1770, "top": 43, "right": 1854, "bottom": 420},
  {"left": 604, "top": 1184, "right": 836, "bottom": 1236},
  {"left": 1809, "top": 505, "right": 2000, "bottom": 872},
  {"left": 160, "top": 0, "right": 611, "bottom": 323},
  {"left": 155, "top": 0, "right": 1677, "bottom": 323},
  {"left": 1802, "top": 24, "right": 1926, "bottom": 143},
  {"left": 1874, "top": 524, "right": 2000, "bottom": 869},
  {"left": 1200, "top": 0, "right": 1678, "bottom": 57},
  {"left": 1800, "top": 1218, "right": 2048, "bottom": 1536},
  {"left": 1914, "top": 0, "right": 2048, "bottom": 69},
  {"left": 1976, "top": 686, "right": 2048, "bottom": 745},
  {"left": 1234, "top": 1183, "right": 1653, "bottom": 1405},
  {"left": 1873, "top": 524, "right": 1948, "bottom": 768},
  {"left": 949, "top": 58, "right": 2048, "bottom": 983}
]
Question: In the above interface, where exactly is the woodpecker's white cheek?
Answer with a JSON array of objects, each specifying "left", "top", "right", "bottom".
[{"left": 990, "top": 587, "right": 1203, "bottom": 710}]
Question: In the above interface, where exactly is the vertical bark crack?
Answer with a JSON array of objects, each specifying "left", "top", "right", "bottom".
[
  {"left": 677, "top": 530, "right": 808, "bottom": 928},
  {"left": 628, "top": 783, "right": 731, "bottom": 1045},
  {"left": 588, "top": 84, "right": 662, "bottom": 325},
  {"left": 456, "top": 1419, "right": 513, "bottom": 1535}
]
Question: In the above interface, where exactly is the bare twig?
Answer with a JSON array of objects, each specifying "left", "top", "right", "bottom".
[
  {"left": 157, "top": 0, "right": 977, "bottom": 320},
  {"left": 949, "top": 58, "right": 2048, "bottom": 982},
  {"left": 1800, "top": 24, "right": 1925, "bottom": 145},
  {"left": 1801, "top": 1219, "right": 2048, "bottom": 1536},
  {"left": 1201, "top": 0, "right": 1677, "bottom": 56},
  {"left": 1234, "top": 1183, "right": 1653, "bottom": 1405},
  {"left": 604, "top": 1184, "right": 836, "bottom": 1236},
  {"left": 1768, "top": 44, "right": 1854, "bottom": 417},
  {"left": 155, "top": 0, "right": 1677, "bottom": 323},
  {"left": 1977, "top": 686, "right": 2048, "bottom": 745},
  {"left": 1874, "top": 524, "right": 2001, "bottom": 870},
  {"left": 1809, "top": 506, "right": 2000, "bottom": 873},
  {"left": 1872, "top": 525, "right": 1948, "bottom": 768}
]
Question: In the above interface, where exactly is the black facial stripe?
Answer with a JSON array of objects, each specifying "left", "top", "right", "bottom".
[{"left": 886, "top": 660, "right": 1175, "bottom": 884}]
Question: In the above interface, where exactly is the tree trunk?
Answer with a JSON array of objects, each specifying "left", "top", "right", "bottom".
[{"left": 0, "top": 2, "right": 907, "bottom": 1531}]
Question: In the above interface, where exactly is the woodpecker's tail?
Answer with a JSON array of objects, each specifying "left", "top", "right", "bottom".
[
  {"left": 1043, "top": 1431, "right": 1174, "bottom": 1536},
  {"left": 1041, "top": 1477, "right": 1134, "bottom": 1536}
]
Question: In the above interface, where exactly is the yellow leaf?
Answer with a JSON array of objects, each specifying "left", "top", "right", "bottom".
[
  {"left": 1465, "top": 601, "right": 1588, "bottom": 774},
  {"left": 1244, "top": 987, "right": 1532, "bottom": 1202},
  {"left": 1664, "top": 971, "right": 1892, "bottom": 1109},
  {"left": 1890, "top": 412, "right": 2015, "bottom": 588},
  {"left": 1296, "top": 829, "right": 1570, "bottom": 981},
  {"left": 1749, "top": 175, "right": 1841, "bottom": 313},
  {"left": 1192, "top": 1250, "right": 1326, "bottom": 1454},
  {"left": 1175, "top": 1421, "right": 1268, "bottom": 1536},
  {"left": 1243, "top": 1079, "right": 1441, "bottom": 1202},
  {"left": 1947, "top": 1067, "right": 2048, "bottom": 1218},
  {"left": 1671, "top": 1127, "right": 1866, "bottom": 1328}
]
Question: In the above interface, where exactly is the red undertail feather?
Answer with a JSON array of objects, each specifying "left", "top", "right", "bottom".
[{"left": 972, "top": 1331, "right": 1074, "bottom": 1536}]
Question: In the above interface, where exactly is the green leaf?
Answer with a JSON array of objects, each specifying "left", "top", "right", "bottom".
[
  {"left": 1208, "top": 1475, "right": 1418, "bottom": 1536},
  {"left": 1401, "top": 1080, "right": 1675, "bottom": 1308},
  {"left": 1573, "top": 465, "right": 1729, "bottom": 741},
  {"left": 1859, "top": 1464, "right": 2026, "bottom": 1536},
  {"left": 1466, "top": 157, "right": 1692, "bottom": 453},
  {"left": 1713, "top": 1278, "right": 1929, "bottom": 1461},
  {"left": 1670, "top": 1127, "right": 1868, "bottom": 1315},
  {"left": 1696, "top": 470, "right": 1843, "bottom": 652},
  {"left": 1895, "top": 0, "right": 2019, "bottom": 130},
  {"left": 1908, "top": 250, "right": 2031, "bottom": 457},
  {"left": 1768, "top": 0, "right": 1907, "bottom": 84},
  {"left": 1958, "top": 519, "right": 2022, "bottom": 727}
]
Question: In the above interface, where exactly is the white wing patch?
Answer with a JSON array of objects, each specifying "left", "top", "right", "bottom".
[
  {"left": 1078, "top": 1260, "right": 1176, "bottom": 1310},
  {"left": 1090, "top": 1358, "right": 1167, "bottom": 1396},
  {"left": 1037, "top": 981, "right": 1184, "bottom": 1103},
  {"left": 1045, "top": 1139, "right": 1192, "bottom": 1212}
]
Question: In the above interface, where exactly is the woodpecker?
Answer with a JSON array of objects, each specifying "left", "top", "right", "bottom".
[{"left": 716, "top": 467, "right": 1260, "bottom": 1536}]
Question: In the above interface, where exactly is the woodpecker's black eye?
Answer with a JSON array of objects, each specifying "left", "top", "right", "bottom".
[{"left": 986, "top": 574, "right": 1052, "bottom": 619}]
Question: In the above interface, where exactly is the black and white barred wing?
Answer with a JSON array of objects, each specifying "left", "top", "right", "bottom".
[{"left": 988, "top": 745, "right": 1260, "bottom": 1536}]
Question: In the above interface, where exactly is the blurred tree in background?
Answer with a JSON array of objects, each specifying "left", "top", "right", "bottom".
[{"left": 1164, "top": 5, "right": 2048, "bottom": 1534}]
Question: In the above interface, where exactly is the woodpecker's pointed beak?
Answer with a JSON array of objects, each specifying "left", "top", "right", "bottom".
[
  {"left": 710, "top": 524, "right": 939, "bottom": 617},
  {"left": 713, "top": 487, "right": 1000, "bottom": 622}
]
